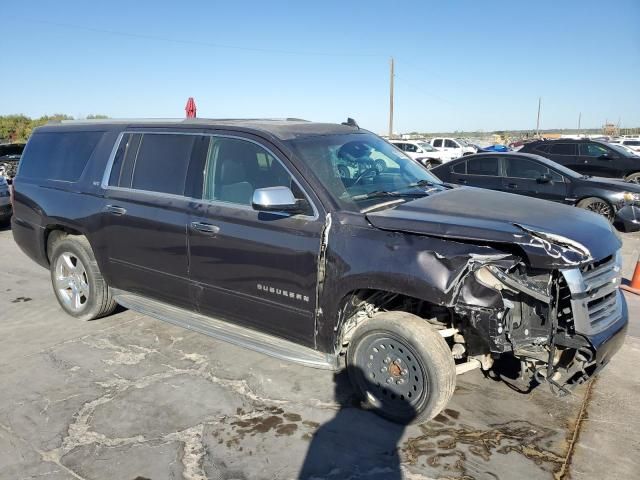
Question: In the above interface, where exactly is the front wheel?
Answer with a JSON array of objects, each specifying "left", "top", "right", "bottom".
[
  {"left": 346, "top": 312, "right": 456, "bottom": 424},
  {"left": 577, "top": 197, "right": 614, "bottom": 222}
]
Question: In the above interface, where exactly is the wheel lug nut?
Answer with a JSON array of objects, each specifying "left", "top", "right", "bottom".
[
  {"left": 386, "top": 377, "right": 393, "bottom": 384},
  {"left": 396, "top": 379, "right": 404, "bottom": 385}
]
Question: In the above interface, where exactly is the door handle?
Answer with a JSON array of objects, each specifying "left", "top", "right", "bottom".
[
  {"left": 105, "top": 205, "right": 127, "bottom": 215},
  {"left": 506, "top": 183, "right": 518, "bottom": 189},
  {"left": 458, "top": 178, "right": 467, "bottom": 184},
  {"left": 190, "top": 221, "right": 220, "bottom": 235}
]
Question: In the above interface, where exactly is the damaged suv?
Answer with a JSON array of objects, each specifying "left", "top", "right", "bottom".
[{"left": 12, "top": 119, "right": 628, "bottom": 424}]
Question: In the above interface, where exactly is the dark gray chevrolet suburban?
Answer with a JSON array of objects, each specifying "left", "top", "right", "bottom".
[{"left": 12, "top": 119, "right": 628, "bottom": 423}]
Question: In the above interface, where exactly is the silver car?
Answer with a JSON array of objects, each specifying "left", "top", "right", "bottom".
[{"left": 0, "top": 176, "right": 11, "bottom": 222}]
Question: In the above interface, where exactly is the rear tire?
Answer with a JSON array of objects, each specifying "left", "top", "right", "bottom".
[
  {"left": 625, "top": 172, "right": 640, "bottom": 184},
  {"left": 346, "top": 311, "right": 456, "bottom": 424},
  {"left": 49, "top": 235, "right": 117, "bottom": 321},
  {"left": 577, "top": 197, "right": 613, "bottom": 222}
]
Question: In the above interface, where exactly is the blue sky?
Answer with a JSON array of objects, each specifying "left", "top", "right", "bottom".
[{"left": 2, "top": 0, "right": 639, "bottom": 134}]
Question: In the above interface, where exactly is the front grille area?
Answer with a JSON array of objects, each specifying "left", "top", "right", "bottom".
[{"left": 561, "top": 251, "right": 622, "bottom": 335}]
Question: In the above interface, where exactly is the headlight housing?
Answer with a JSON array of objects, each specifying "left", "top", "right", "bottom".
[{"left": 620, "top": 192, "right": 640, "bottom": 203}]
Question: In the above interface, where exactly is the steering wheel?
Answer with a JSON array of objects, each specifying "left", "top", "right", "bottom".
[{"left": 352, "top": 167, "right": 379, "bottom": 185}]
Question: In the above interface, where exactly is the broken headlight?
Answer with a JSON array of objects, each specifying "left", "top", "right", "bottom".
[{"left": 475, "top": 265, "right": 551, "bottom": 303}]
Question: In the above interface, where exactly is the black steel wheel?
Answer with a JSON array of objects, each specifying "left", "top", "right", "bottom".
[
  {"left": 346, "top": 312, "right": 456, "bottom": 424},
  {"left": 577, "top": 197, "right": 613, "bottom": 222}
]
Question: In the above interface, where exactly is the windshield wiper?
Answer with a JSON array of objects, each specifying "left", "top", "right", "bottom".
[{"left": 353, "top": 189, "right": 430, "bottom": 201}]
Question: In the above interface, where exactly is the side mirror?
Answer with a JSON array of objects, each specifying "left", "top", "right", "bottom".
[
  {"left": 537, "top": 173, "right": 552, "bottom": 184},
  {"left": 252, "top": 186, "right": 308, "bottom": 214}
]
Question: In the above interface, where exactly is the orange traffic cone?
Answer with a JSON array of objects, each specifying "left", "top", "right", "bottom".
[{"left": 621, "top": 255, "right": 640, "bottom": 296}]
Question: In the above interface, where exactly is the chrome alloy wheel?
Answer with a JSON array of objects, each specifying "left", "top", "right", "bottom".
[
  {"left": 54, "top": 252, "right": 90, "bottom": 312},
  {"left": 586, "top": 200, "right": 613, "bottom": 220}
]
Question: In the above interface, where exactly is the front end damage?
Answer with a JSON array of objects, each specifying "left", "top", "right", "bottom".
[{"left": 452, "top": 241, "right": 627, "bottom": 396}]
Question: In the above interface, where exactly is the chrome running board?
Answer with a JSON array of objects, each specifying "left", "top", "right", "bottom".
[{"left": 112, "top": 289, "right": 338, "bottom": 370}]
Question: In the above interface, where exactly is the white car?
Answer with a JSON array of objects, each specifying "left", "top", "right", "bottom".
[
  {"left": 429, "top": 137, "right": 477, "bottom": 160},
  {"left": 390, "top": 140, "right": 449, "bottom": 167},
  {"left": 611, "top": 138, "right": 640, "bottom": 154}
]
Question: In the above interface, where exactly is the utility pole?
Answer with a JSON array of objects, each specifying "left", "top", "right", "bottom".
[
  {"left": 389, "top": 57, "right": 394, "bottom": 139},
  {"left": 578, "top": 112, "right": 581, "bottom": 134},
  {"left": 535, "top": 97, "right": 542, "bottom": 138}
]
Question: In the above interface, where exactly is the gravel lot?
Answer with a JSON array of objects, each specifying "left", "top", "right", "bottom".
[{"left": 1, "top": 224, "right": 638, "bottom": 480}]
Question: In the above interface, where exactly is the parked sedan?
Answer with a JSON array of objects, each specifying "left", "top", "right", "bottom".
[
  {"left": 520, "top": 139, "right": 640, "bottom": 183},
  {"left": 431, "top": 152, "right": 640, "bottom": 231}
]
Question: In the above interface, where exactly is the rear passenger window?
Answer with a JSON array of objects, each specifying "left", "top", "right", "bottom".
[
  {"left": 467, "top": 157, "right": 499, "bottom": 176},
  {"left": 452, "top": 161, "right": 466, "bottom": 174},
  {"left": 108, "top": 133, "right": 209, "bottom": 196},
  {"left": 550, "top": 143, "right": 576, "bottom": 155},
  {"left": 20, "top": 131, "right": 103, "bottom": 181}
]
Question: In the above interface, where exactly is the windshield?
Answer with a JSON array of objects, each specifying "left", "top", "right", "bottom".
[
  {"left": 418, "top": 142, "right": 437, "bottom": 152},
  {"left": 608, "top": 143, "right": 636, "bottom": 157},
  {"left": 288, "top": 133, "right": 445, "bottom": 212},
  {"left": 455, "top": 138, "right": 470, "bottom": 146}
]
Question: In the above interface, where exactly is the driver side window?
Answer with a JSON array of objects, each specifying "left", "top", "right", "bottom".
[
  {"left": 579, "top": 143, "right": 609, "bottom": 157},
  {"left": 202, "top": 137, "right": 310, "bottom": 214}
]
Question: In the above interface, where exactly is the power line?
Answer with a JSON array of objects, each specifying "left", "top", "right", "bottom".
[{"left": 10, "top": 17, "right": 386, "bottom": 58}]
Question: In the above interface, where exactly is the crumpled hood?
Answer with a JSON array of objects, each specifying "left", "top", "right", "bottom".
[{"left": 366, "top": 186, "right": 621, "bottom": 268}]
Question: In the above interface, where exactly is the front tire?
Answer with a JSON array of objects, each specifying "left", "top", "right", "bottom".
[
  {"left": 49, "top": 235, "right": 117, "bottom": 321},
  {"left": 346, "top": 312, "right": 456, "bottom": 424},
  {"left": 577, "top": 197, "right": 613, "bottom": 222}
]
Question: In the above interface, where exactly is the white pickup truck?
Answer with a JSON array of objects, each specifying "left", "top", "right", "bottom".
[
  {"left": 390, "top": 140, "right": 449, "bottom": 167},
  {"left": 430, "top": 137, "right": 477, "bottom": 160}
]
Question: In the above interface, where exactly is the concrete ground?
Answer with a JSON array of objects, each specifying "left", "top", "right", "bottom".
[{"left": 0, "top": 224, "right": 638, "bottom": 480}]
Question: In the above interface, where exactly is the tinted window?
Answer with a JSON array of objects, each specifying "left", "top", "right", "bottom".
[
  {"left": 131, "top": 134, "right": 195, "bottom": 194},
  {"left": 452, "top": 161, "right": 466, "bottom": 174},
  {"left": 204, "top": 137, "right": 310, "bottom": 213},
  {"left": 534, "top": 143, "right": 551, "bottom": 153},
  {"left": 433, "top": 139, "right": 442, "bottom": 148},
  {"left": 505, "top": 157, "right": 547, "bottom": 179},
  {"left": 108, "top": 133, "right": 142, "bottom": 187},
  {"left": 20, "top": 131, "right": 103, "bottom": 181},
  {"left": 550, "top": 143, "right": 576, "bottom": 155},
  {"left": 444, "top": 139, "right": 458, "bottom": 148},
  {"left": 579, "top": 143, "right": 609, "bottom": 157},
  {"left": 405, "top": 143, "right": 417, "bottom": 152},
  {"left": 467, "top": 157, "right": 499, "bottom": 176},
  {"left": 623, "top": 140, "right": 640, "bottom": 146}
]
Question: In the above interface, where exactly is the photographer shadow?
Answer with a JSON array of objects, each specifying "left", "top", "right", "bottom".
[{"left": 299, "top": 367, "right": 415, "bottom": 480}]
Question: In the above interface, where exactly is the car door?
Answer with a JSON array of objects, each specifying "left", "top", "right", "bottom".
[
  {"left": 444, "top": 139, "right": 462, "bottom": 159},
  {"left": 547, "top": 142, "right": 581, "bottom": 172},
  {"left": 453, "top": 156, "right": 503, "bottom": 190},
  {"left": 186, "top": 134, "right": 324, "bottom": 346},
  {"left": 501, "top": 155, "right": 567, "bottom": 202},
  {"left": 98, "top": 131, "right": 209, "bottom": 308},
  {"left": 578, "top": 142, "right": 623, "bottom": 178},
  {"left": 403, "top": 142, "right": 418, "bottom": 159}
]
